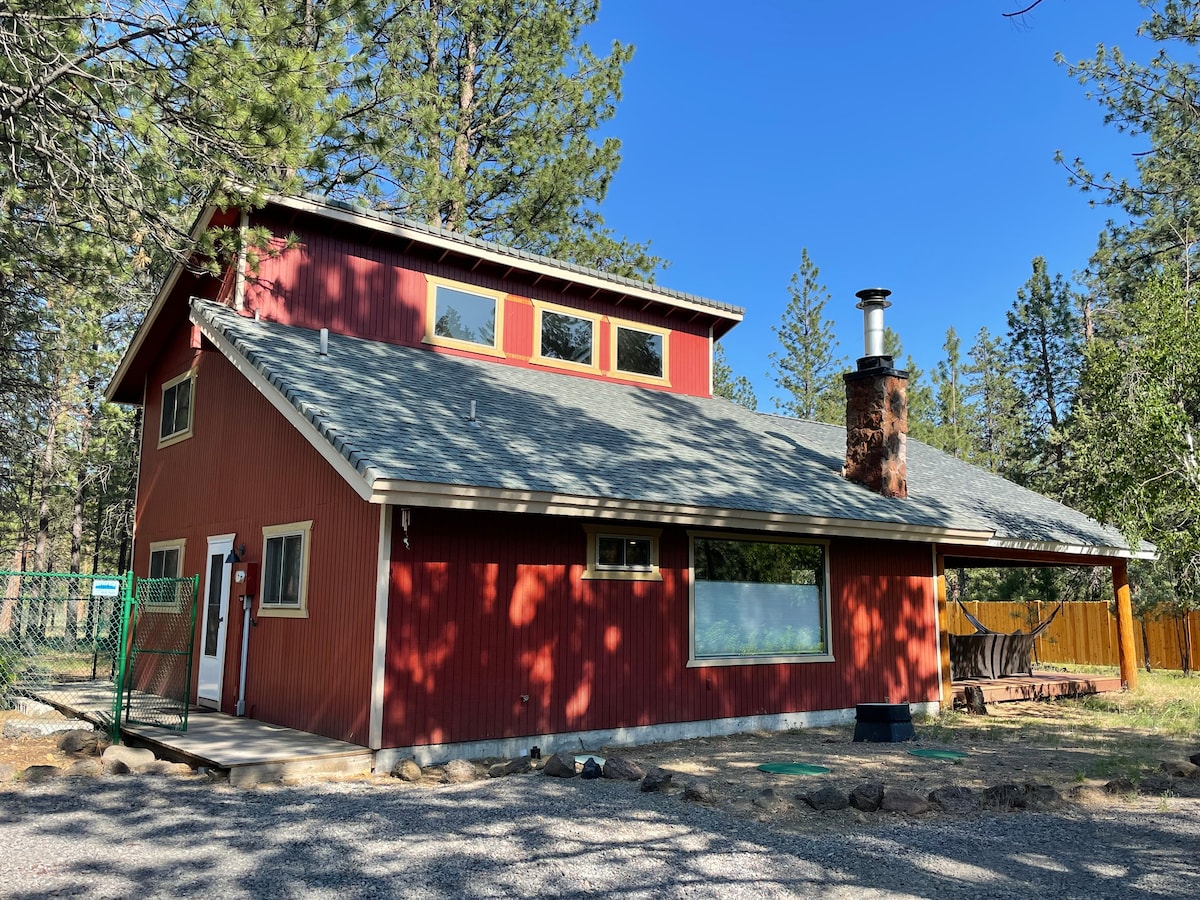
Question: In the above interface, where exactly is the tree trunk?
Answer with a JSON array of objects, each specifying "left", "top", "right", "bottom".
[{"left": 1141, "top": 618, "right": 1153, "bottom": 673}]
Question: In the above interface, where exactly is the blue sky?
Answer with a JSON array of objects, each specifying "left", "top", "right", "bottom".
[{"left": 588, "top": 1, "right": 1151, "bottom": 405}]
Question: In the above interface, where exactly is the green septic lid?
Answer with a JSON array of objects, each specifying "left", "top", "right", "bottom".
[
  {"left": 908, "top": 748, "right": 968, "bottom": 760},
  {"left": 757, "top": 762, "right": 831, "bottom": 775}
]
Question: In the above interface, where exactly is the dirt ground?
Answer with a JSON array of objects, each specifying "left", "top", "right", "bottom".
[{"left": 0, "top": 709, "right": 81, "bottom": 772}]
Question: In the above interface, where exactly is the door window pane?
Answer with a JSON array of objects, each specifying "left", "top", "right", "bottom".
[{"left": 204, "top": 553, "right": 223, "bottom": 656}]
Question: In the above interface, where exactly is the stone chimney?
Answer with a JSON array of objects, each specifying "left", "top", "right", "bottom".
[{"left": 844, "top": 288, "right": 908, "bottom": 498}]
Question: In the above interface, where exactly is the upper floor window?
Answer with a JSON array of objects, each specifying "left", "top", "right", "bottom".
[
  {"left": 613, "top": 323, "right": 668, "bottom": 381},
  {"left": 424, "top": 275, "right": 506, "bottom": 357},
  {"left": 159, "top": 369, "right": 196, "bottom": 448},
  {"left": 534, "top": 301, "right": 599, "bottom": 373},
  {"left": 582, "top": 525, "right": 662, "bottom": 582}
]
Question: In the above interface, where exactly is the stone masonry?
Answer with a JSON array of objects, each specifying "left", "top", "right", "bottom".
[{"left": 844, "top": 358, "right": 908, "bottom": 499}]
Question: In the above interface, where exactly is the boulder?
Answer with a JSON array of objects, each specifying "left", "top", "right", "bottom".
[
  {"left": 928, "top": 785, "right": 977, "bottom": 813},
  {"left": 102, "top": 745, "right": 156, "bottom": 773},
  {"left": 1161, "top": 760, "right": 1200, "bottom": 779},
  {"left": 580, "top": 758, "right": 602, "bottom": 780},
  {"left": 543, "top": 753, "right": 578, "bottom": 778},
  {"left": 391, "top": 758, "right": 423, "bottom": 782},
  {"left": 1023, "top": 783, "right": 1062, "bottom": 808},
  {"left": 20, "top": 765, "right": 61, "bottom": 783},
  {"left": 1069, "top": 785, "right": 1107, "bottom": 805},
  {"left": 58, "top": 729, "right": 105, "bottom": 758},
  {"left": 1189, "top": 751, "right": 1200, "bottom": 768},
  {"left": 103, "top": 758, "right": 131, "bottom": 776},
  {"left": 64, "top": 759, "right": 101, "bottom": 778},
  {"left": 881, "top": 789, "right": 932, "bottom": 814},
  {"left": 443, "top": 759, "right": 479, "bottom": 784},
  {"left": 752, "top": 787, "right": 784, "bottom": 811},
  {"left": 849, "top": 782, "right": 885, "bottom": 812},
  {"left": 140, "top": 760, "right": 192, "bottom": 777},
  {"left": 640, "top": 767, "right": 673, "bottom": 793},
  {"left": 602, "top": 755, "right": 645, "bottom": 781},
  {"left": 1104, "top": 777, "right": 1136, "bottom": 795},
  {"left": 1138, "top": 775, "right": 1175, "bottom": 795},
  {"left": 683, "top": 779, "right": 715, "bottom": 803},
  {"left": 804, "top": 784, "right": 849, "bottom": 811},
  {"left": 488, "top": 758, "right": 530, "bottom": 778},
  {"left": 983, "top": 783, "right": 1027, "bottom": 809}
]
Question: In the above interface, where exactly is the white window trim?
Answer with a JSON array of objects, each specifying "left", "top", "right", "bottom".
[
  {"left": 157, "top": 367, "right": 197, "bottom": 449},
  {"left": 531, "top": 300, "right": 600, "bottom": 374},
  {"left": 686, "top": 531, "right": 834, "bottom": 667},
  {"left": 423, "top": 274, "right": 507, "bottom": 358},
  {"left": 607, "top": 317, "right": 671, "bottom": 386},
  {"left": 145, "top": 538, "right": 187, "bottom": 612},
  {"left": 582, "top": 525, "right": 662, "bottom": 582},
  {"left": 258, "top": 519, "right": 313, "bottom": 619}
]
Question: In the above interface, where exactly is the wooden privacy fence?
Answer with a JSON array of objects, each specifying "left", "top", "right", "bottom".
[{"left": 948, "top": 601, "right": 1199, "bottom": 672}]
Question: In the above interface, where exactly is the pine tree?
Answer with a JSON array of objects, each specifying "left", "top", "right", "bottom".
[
  {"left": 882, "top": 327, "right": 937, "bottom": 445},
  {"left": 931, "top": 327, "right": 971, "bottom": 458},
  {"left": 768, "top": 249, "right": 845, "bottom": 422},
  {"left": 963, "top": 327, "right": 1025, "bottom": 475},
  {"left": 713, "top": 345, "right": 757, "bottom": 410}
]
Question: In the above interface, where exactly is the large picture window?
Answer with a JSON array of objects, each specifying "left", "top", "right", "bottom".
[
  {"left": 159, "top": 369, "right": 195, "bottom": 447},
  {"left": 424, "top": 276, "right": 506, "bottom": 355},
  {"left": 690, "top": 536, "right": 830, "bottom": 665},
  {"left": 613, "top": 324, "right": 666, "bottom": 380},
  {"left": 259, "top": 520, "right": 312, "bottom": 618}
]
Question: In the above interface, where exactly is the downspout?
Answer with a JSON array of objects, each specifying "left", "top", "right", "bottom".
[{"left": 236, "top": 593, "right": 251, "bottom": 716}]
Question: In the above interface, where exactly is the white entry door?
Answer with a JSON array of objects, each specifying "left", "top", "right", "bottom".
[{"left": 197, "top": 534, "right": 234, "bottom": 705}]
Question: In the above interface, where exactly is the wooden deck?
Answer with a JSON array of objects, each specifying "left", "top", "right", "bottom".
[{"left": 951, "top": 671, "right": 1123, "bottom": 706}]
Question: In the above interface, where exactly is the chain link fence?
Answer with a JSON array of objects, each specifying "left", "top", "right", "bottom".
[
  {"left": 122, "top": 576, "right": 199, "bottom": 731},
  {"left": 0, "top": 571, "right": 133, "bottom": 741}
]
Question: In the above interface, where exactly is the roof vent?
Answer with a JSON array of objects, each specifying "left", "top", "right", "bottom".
[{"left": 319, "top": 327, "right": 329, "bottom": 357}]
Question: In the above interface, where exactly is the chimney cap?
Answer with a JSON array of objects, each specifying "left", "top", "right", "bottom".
[{"left": 855, "top": 288, "right": 892, "bottom": 310}]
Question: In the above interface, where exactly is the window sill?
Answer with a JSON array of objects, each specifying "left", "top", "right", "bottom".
[
  {"left": 686, "top": 652, "right": 834, "bottom": 668},
  {"left": 257, "top": 606, "right": 309, "bottom": 619},
  {"left": 581, "top": 568, "right": 663, "bottom": 582},
  {"left": 422, "top": 335, "right": 506, "bottom": 359},
  {"left": 157, "top": 430, "right": 194, "bottom": 450},
  {"left": 532, "top": 356, "right": 600, "bottom": 375}
]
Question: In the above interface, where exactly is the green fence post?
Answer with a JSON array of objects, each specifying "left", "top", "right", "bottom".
[{"left": 110, "top": 571, "right": 135, "bottom": 745}]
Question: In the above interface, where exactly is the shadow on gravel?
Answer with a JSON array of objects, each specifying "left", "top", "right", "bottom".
[{"left": 1, "top": 776, "right": 1197, "bottom": 898}]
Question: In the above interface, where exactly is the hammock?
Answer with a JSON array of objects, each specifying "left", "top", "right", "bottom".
[{"left": 949, "top": 599, "right": 1065, "bottom": 680}]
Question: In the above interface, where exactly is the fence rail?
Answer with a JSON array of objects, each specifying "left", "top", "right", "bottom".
[{"left": 949, "top": 600, "right": 1200, "bottom": 672}]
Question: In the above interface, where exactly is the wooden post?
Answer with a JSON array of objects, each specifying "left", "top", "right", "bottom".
[
  {"left": 1113, "top": 559, "right": 1138, "bottom": 691},
  {"left": 935, "top": 553, "right": 954, "bottom": 710}
]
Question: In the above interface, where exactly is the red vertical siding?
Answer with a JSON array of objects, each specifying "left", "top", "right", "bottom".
[
  {"left": 382, "top": 511, "right": 939, "bottom": 749},
  {"left": 242, "top": 217, "right": 714, "bottom": 396},
  {"left": 135, "top": 326, "right": 379, "bottom": 744}
]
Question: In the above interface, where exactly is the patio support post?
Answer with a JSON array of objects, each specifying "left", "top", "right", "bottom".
[
  {"left": 935, "top": 553, "right": 953, "bottom": 710},
  {"left": 1113, "top": 559, "right": 1138, "bottom": 691}
]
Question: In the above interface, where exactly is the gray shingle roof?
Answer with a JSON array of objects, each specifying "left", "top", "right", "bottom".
[{"left": 193, "top": 299, "right": 1135, "bottom": 553}]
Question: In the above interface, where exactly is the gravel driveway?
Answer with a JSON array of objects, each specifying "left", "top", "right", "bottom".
[{"left": 1, "top": 776, "right": 1197, "bottom": 899}]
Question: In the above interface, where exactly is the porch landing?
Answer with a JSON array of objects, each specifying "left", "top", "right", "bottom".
[
  {"left": 33, "top": 681, "right": 373, "bottom": 786},
  {"left": 952, "top": 670, "right": 1122, "bottom": 706}
]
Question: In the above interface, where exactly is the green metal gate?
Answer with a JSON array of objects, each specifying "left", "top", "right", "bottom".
[{"left": 0, "top": 570, "right": 199, "bottom": 742}]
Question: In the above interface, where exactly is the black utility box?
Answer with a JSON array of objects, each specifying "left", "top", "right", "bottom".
[{"left": 852, "top": 702, "right": 915, "bottom": 742}]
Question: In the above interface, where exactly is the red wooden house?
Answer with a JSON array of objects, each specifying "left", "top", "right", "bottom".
[{"left": 107, "top": 193, "right": 1147, "bottom": 765}]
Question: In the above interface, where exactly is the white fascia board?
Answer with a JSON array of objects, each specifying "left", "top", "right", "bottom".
[
  {"left": 105, "top": 204, "right": 221, "bottom": 402},
  {"left": 265, "top": 194, "right": 743, "bottom": 325},
  {"left": 983, "top": 537, "right": 1156, "bottom": 562}
]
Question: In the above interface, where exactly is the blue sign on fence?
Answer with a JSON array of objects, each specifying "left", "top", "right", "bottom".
[{"left": 91, "top": 578, "right": 122, "bottom": 598}]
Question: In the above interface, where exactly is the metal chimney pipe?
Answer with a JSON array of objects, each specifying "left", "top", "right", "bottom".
[
  {"left": 855, "top": 288, "right": 892, "bottom": 358},
  {"left": 319, "top": 327, "right": 329, "bottom": 357}
]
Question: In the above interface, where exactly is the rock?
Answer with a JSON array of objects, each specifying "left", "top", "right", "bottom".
[
  {"left": 1161, "top": 760, "right": 1200, "bottom": 779},
  {"left": 640, "top": 767, "right": 673, "bottom": 793},
  {"left": 58, "top": 729, "right": 105, "bottom": 758},
  {"left": 102, "top": 745, "right": 156, "bottom": 772},
  {"left": 1189, "top": 751, "right": 1200, "bottom": 768},
  {"left": 804, "top": 784, "right": 849, "bottom": 811},
  {"left": 1022, "top": 783, "right": 1062, "bottom": 808},
  {"left": 140, "top": 760, "right": 191, "bottom": 776},
  {"left": 443, "top": 759, "right": 479, "bottom": 784},
  {"left": 543, "top": 753, "right": 578, "bottom": 778},
  {"left": 1138, "top": 775, "right": 1175, "bottom": 795},
  {"left": 391, "top": 759, "right": 423, "bottom": 782},
  {"left": 983, "top": 783, "right": 1027, "bottom": 809},
  {"left": 602, "top": 755, "right": 645, "bottom": 781},
  {"left": 580, "top": 758, "right": 602, "bottom": 780},
  {"left": 752, "top": 788, "right": 784, "bottom": 810},
  {"left": 849, "top": 782, "right": 885, "bottom": 812},
  {"left": 928, "top": 785, "right": 977, "bottom": 813},
  {"left": 103, "top": 759, "right": 131, "bottom": 776},
  {"left": 881, "top": 789, "right": 932, "bottom": 814},
  {"left": 64, "top": 759, "right": 101, "bottom": 777},
  {"left": 1104, "top": 777, "right": 1136, "bottom": 795},
  {"left": 488, "top": 758, "right": 530, "bottom": 778},
  {"left": 14, "top": 698, "right": 56, "bottom": 717},
  {"left": 683, "top": 779, "right": 715, "bottom": 803},
  {"left": 20, "top": 765, "right": 61, "bottom": 783},
  {"left": 3, "top": 717, "right": 91, "bottom": 738},
  {"left": 1069, "top": 785, "right": 1107, "bottom": 805}
]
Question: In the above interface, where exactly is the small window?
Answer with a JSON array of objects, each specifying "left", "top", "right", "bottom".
[
  {"left": 145, "top": 539, "right": 186, "bottom": 610},
  {"left": 259, "top": 520, "right": 312, "bottom": 618},
  {"left": 537, "top": 307, "right": 596, "bottom": 369},
  {"left": 690, "top": 535, "right": 831, "bottom": 666},
  {"left": 159, "top": 370, "right": 196, "bottom": 447},
  {"left": 583, "top": 526, "right": 662, "bottom": 581},
  {"left": 424, "top": 276, "right": 507, "bottom": 356},
  {"left": 614, "top": 325, "right": 666, "bottom": 379}
]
